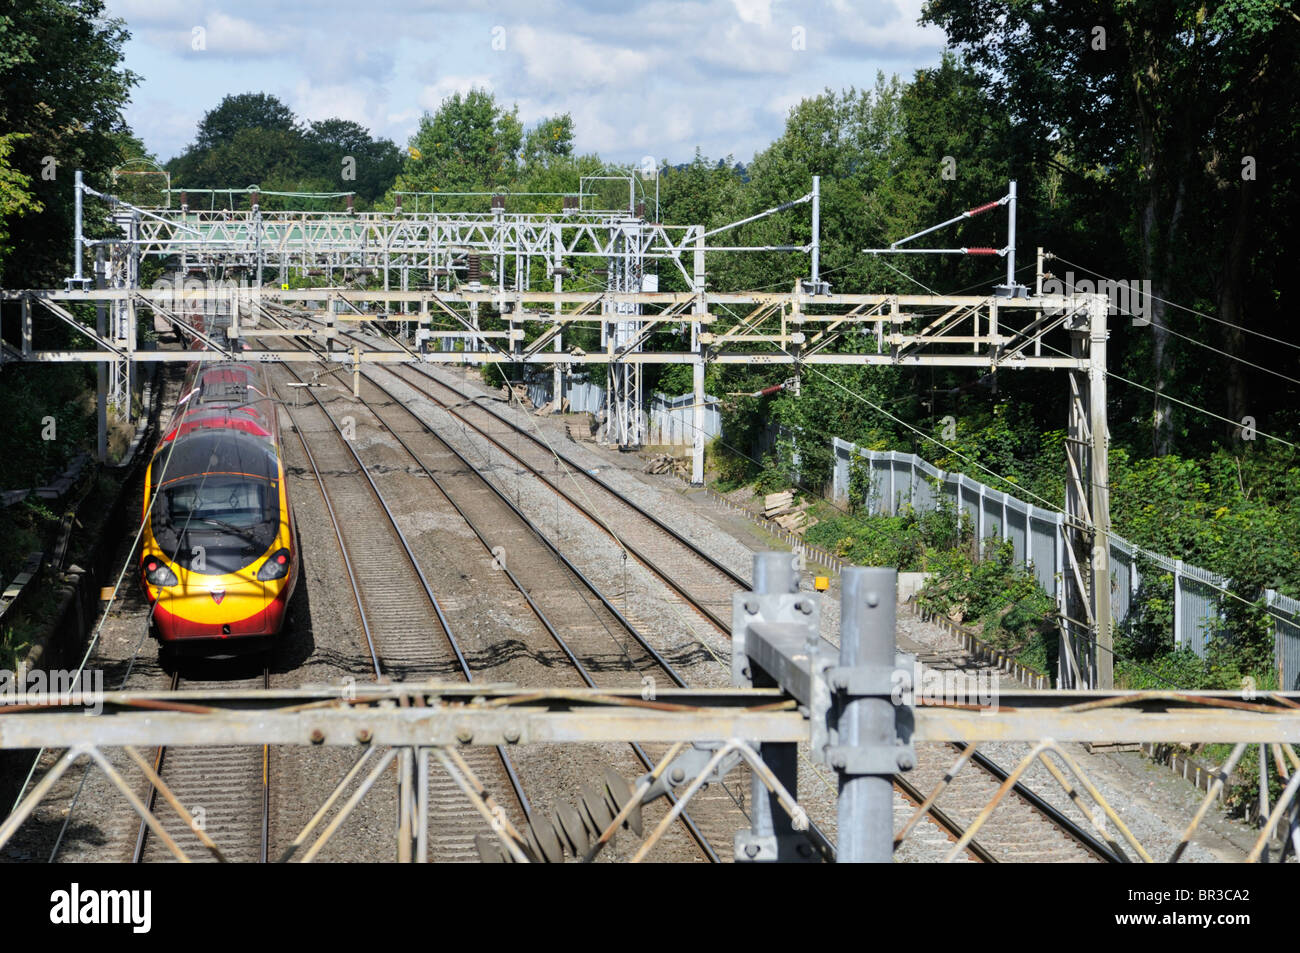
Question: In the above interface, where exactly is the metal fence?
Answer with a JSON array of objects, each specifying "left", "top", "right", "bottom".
[
  {"left": 525, "top": 375, "right": 722, "bottom": 446},
  {"left": 830, "top": 438, "right": 1300, "bottom": 689},
  {"left": 526, "top": 375, "right": 607, "bottom": 417},
  {"left": 646, "top": 391, "right": 722, "bottom": 447}
]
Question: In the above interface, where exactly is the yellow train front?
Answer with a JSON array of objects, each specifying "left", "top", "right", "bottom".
[{"left": 140, "top": 362, "right": 298, "bottom": 655}]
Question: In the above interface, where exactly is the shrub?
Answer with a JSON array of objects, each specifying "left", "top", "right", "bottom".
[{"left": 917, "top": 539, "right": 1057, "bottom": 666}]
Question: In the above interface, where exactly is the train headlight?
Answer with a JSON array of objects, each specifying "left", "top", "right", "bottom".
[
  {"left": 257, "top": 548, "right": 291, "bottom": 581},
  {"left": 143, "top": 557, "right": 178, "bottom": 587}
]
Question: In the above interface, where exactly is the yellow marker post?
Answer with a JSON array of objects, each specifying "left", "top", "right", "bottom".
[{"left": 814, "top": 576, "right": 829, "bottom": 592}]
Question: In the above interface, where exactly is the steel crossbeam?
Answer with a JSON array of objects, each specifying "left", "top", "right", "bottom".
[{"left": 1, "top": 685, "right": 1297, "bottom": 748}]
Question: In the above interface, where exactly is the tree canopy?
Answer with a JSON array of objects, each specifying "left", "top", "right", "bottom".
[
  {"left": 167, "top": 94, "right": 401, "bottom": 207},
  {"left": 921, "top": 0, "right": 1300, "bottom": 452},
  {"left": 0, "top": 0, "right": 136, "bottom": 286}
]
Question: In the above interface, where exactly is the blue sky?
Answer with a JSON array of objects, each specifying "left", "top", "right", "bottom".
[{"left": 105, "top": 0, "right": 948, "bottom": 166}]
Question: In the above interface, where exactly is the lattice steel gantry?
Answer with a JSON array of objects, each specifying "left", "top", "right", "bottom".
[{"left": 1, "top": 174, "right": 1114, "bottom": 686}]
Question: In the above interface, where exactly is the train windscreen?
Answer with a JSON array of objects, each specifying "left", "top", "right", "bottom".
[{"left": 150, "top": 431, "right": 281, "bottom": 573}]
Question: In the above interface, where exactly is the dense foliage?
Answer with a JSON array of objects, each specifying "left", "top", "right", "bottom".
[
  {"left": 0, "top": 1, "right": 136, "bottom": 508},
  {"left": 806, "top": 498, "right": 971, "bottom": 572},
  {"left": 916, "top": 540, "right": 1058, "bottom": 676},
  {"left": 167, "top": 94, "right": 402, "bottom": 207},
  {"left": 0, "top": 0, "right": 136, "bottom": 287}
]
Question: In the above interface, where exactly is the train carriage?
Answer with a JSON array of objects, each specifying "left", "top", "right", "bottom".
[{"left": 140, "top": 360, "right": 299, "bottom": 655}]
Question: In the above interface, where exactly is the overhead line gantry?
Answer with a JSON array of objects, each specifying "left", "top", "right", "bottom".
[{"left": 0, "top": 173, "right": 1112, "bottom": 689}]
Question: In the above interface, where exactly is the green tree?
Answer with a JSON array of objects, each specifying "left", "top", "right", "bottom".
[
  {"left": 721, "top": 78, "right": 903, "bottom": 294},
  {"left": 866, "top": 54, "right": 1015, "bottom": 293},
  {"left": 657, "top": 152, "right": 746, "bottom": 233},
  {"left": 169, "top": 93, "right": 304, "bottom": 192},
  {"left": 521, "top": 114, "right": 575, "bottom": 170},
  {"left": 304, "top": 119, "right": 402, "bottom": 205},
  {"left": 168, "top": 97, "right": 401, "bottom": 210},
  {"left": 396, "top": 89, "right": 523, "bottom": 201},
  {"left": 922, "top": 0, "right": 1300, "bottom": 453},
  {"left": 0, "top": 133, "right": 43, "bottom": 273},
  {"left": 193, "top": 92, "right": 299, "bottom": 151},
  {"left": 0, "top": 0, "right": 136, "bottom": 287}
]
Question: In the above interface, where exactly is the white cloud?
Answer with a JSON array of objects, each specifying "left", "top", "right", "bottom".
[
  {"left": 698, "top": 19, "right": 796, "bottom": 75},
  {"left": 105, "top": 0, "right": 196, "bottom": 26},
  {"left": 200, "top": 12, "right": 290, "bottom": 56},
  {"left": 764, "top": 91, "right": 805, "bottom": 118},
  {"left": 825, "top": 0, "right": 945, "bottom": 55},
  {"left": 292, "top": 81, "right": 388, "bottom": 133},
  {"left": 106, "top": 0, "right": 948, "bottom": 165},
  {"left": 123, "top": 95, "right": 200, "bottom": 159},
  {"left": 509, "top": 26, "right": 652, "bottom": 93},
  {"left": 732, "top": 0, "right": 775, "bottom": 28},
  {"left": 417, "top": 75, "right": 498, "bottom": 113}
]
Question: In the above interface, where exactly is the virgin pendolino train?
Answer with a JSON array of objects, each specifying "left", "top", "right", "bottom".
[{"left": 140, "top": 358, "right": 299, "bottom": 656}]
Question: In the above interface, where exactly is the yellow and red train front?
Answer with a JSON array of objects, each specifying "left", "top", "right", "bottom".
[
  {"left": 139, "top": 371, "right": 297, "bottom": 647},
  {"left": 141, "top": 469, "right": 297, "bottom": 642}
]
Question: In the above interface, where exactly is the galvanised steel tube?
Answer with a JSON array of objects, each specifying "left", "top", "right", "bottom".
[
  {"left": 73, "top": 170, "right": 84, "bottom": 286},
  {"left": 746, "top": 552, "right": 801, "bottom": 860},
  {"left": 838, "top": 566, "right": 897, "bottom": 863}
]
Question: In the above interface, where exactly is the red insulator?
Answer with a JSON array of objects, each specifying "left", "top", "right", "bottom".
[
  {"left": 965, "top": 200, "right": 1001, "bottom": 217},
  {"left": 965, "top": 247, "right": 998, "bottom": 255}
]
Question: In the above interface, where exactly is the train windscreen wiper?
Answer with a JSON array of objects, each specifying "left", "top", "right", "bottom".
[{"left": 183, "top": 516, "right": 264, "bottom": 545}]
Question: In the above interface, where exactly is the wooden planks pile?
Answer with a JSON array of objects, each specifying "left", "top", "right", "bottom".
[
  {"left": 501, "top": 382, "right": 533, "bottom": 409},
  {"left": 763, "top": 491, "right": 816, "bottom": 535},
  {"left": 533, "top": 396, "right": 570, "bottom": 416},
  {"left": 644, "top": 453, "right": 690, "bottom": 479}
]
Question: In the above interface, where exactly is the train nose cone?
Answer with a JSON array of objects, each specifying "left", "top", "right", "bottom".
[{"left": 210, "top": 588, "right": 226, "bottom": 604}]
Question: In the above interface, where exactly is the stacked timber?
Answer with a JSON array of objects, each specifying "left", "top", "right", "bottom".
[
  {"left": 501, "top": 382, "right": 534, "bottom": 409},
  {"left": 763, "top": 490, "right": 816, "bottom": 535},
  {"left": 533, "top": 397, "right": 570, "bottom": 416},
  {"left": 644, "top": 453, "right": 689, "bottom": 479}
]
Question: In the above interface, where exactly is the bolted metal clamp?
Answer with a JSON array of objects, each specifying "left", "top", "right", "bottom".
[
  {"left": 733, "top": 552, "right": 823, "bottom": 862},
  {"left": 811, "top": 653, "right": 916, "bottom": 775},
  {"left": 636, "top": 743, "right": 743, "bottom": 804}
]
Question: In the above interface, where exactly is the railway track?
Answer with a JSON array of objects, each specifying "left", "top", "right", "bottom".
[
  {"left": 133, "top": 665, "right": 270, "bottom": 863},
  {"left": 15, "top": 319, "right": 1115, "bottom": 865},
  {"left": 273, "top": 315, "right": 1123, "bottom": 862},
  {"left": 374, "top": 357, "right": 1118, "bottom": 861},
  {"left": 269, "top": 332, "right": 726, "bottom": 861},
  {"left": 276, "top": 364, "right": 530, "bottom": 860},
  {"left": 382, "top": 361, "right": 747, "bottom": 633}
]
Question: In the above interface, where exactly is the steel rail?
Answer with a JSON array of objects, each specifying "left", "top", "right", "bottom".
[
  {"left": 956, "top": 743, "right": 1124, "bottom": 863},
  {"left": 291, "top": 319, "right": 1104, "bottom": 863},
  {"left": 287, "top": 312, "right": 748, "bottom": 627},
  {"left": 265, "top": 315, "right": 723, "bottom": 861},
  {"left": 284, "top": 419, "right": 383, "bottom": 680},
  {"left": 892, "top": 772, "right": 997, "bottom": 864},
  {"left": 350, "top": 368, "right": 723, "bottom": 862},
  {"left": 391, "top": 363, "right": 746, "bottom": 632},
  {"left": 307, "top": 323, "right": 841, "bottom": 859},
  {"left": 133, "top": 666, "right": 271, "bottom": 863},
  {"left": 386, "top": 358, "right": 1109, "bottom": 863},
  {"left": 275, "top": 359, "right": 535, "bottom": 827}
]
